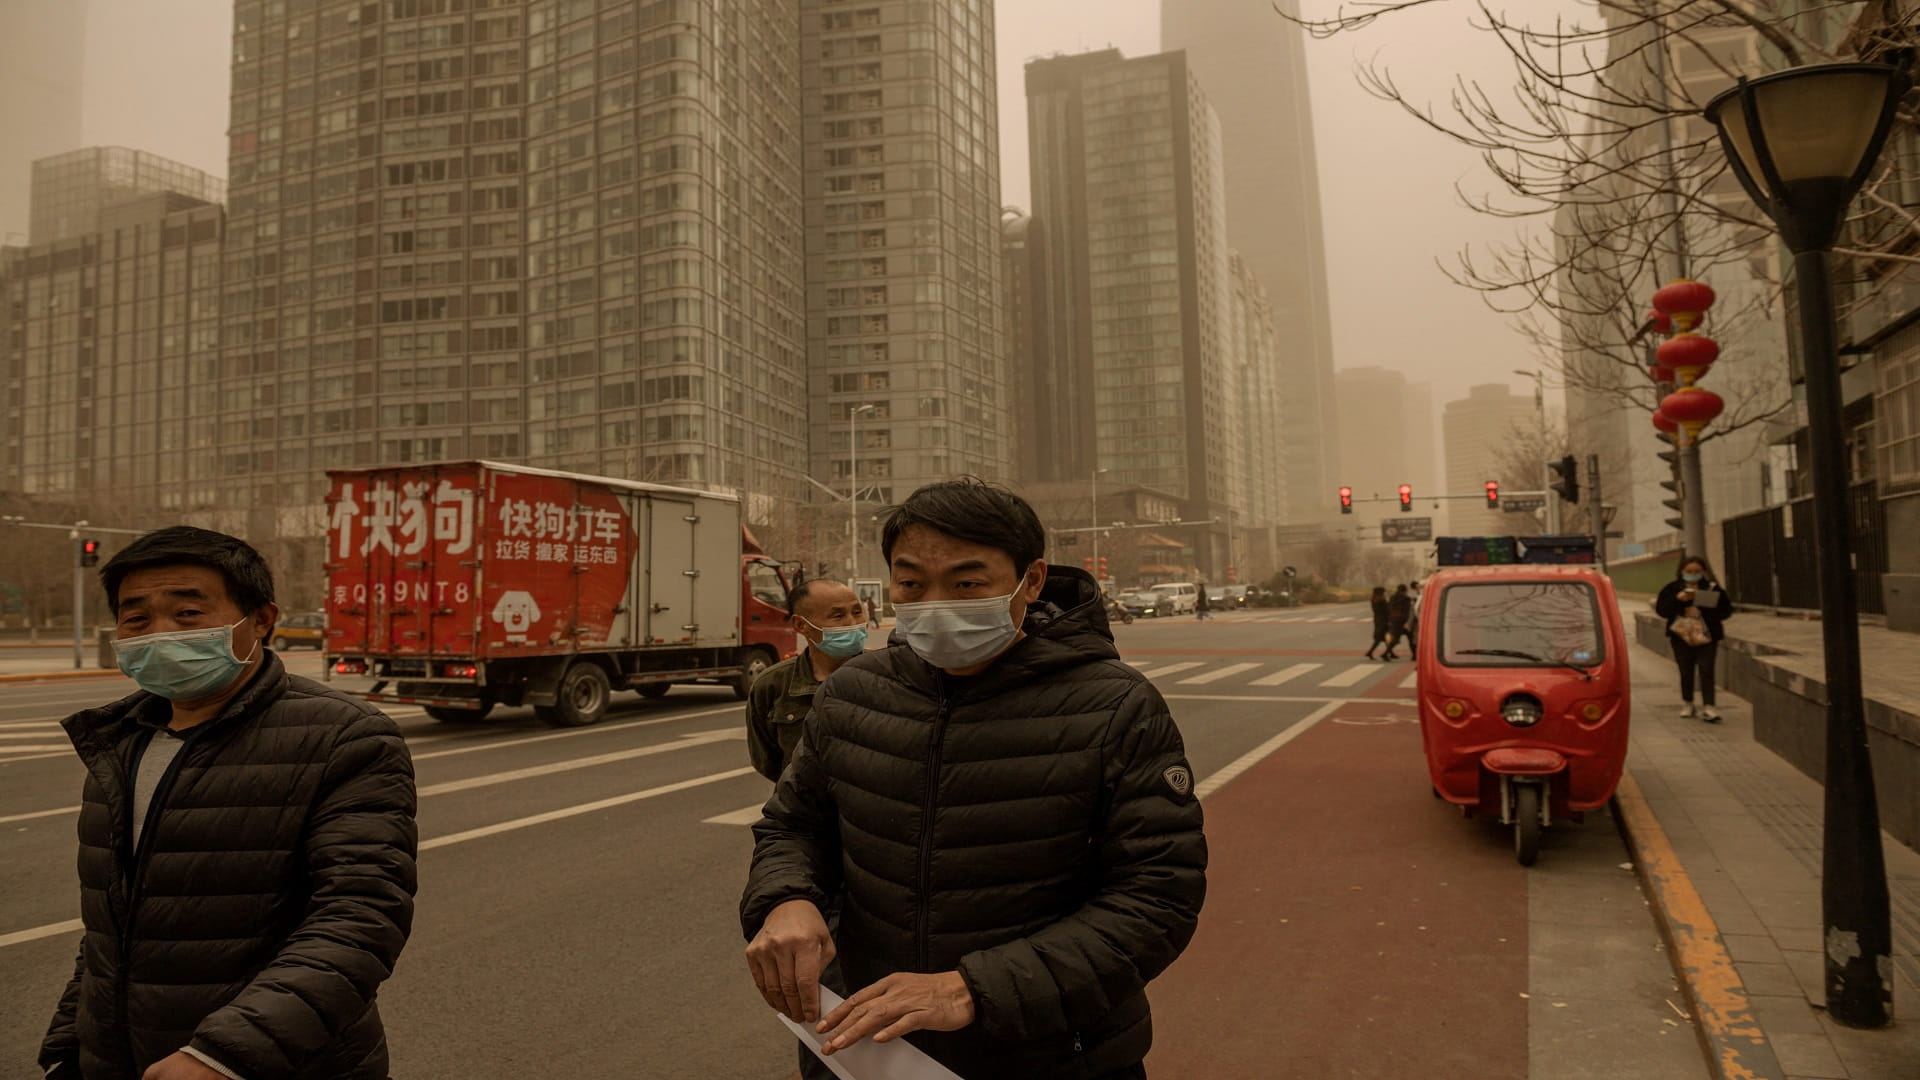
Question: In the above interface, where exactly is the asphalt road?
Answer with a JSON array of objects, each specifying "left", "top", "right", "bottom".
[{"left": 0, "top": 605, "right": 1682, "bottom": 1079}]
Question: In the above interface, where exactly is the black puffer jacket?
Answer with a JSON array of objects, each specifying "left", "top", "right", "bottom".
[
  {"left": 42, "top": 654, "right": 417, "bottom": 1080},
  {"left": 742, "top": 567, "right": 1207, "bottom": 1079}
]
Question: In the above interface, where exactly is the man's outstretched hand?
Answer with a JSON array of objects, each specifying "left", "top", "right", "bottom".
[
  {"left": 816, "top": 971, "right": 975, "bottom": 1055},
  {"left": 746, "top": 898, "right": 836, "bottom": 1023}
]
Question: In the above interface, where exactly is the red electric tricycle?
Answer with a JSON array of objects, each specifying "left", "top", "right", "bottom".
[{"left": 1415, "top": 565, "right": 1630, "bottom": 865}]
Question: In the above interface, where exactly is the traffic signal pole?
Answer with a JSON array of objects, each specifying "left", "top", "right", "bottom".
[
  {"left": 1679, "top": 441, "right": 1708, "bottom": 560},
  {"left": 72, "top": 531, "right": 85, "bottom": 670}
]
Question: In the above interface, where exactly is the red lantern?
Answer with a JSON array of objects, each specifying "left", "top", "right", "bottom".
[
  {"left": 1660, "top": 387, "right": 1725, "bottom": 445},
  {"left": 1657, "top": 333, "right": 1720, "bottom": 385},
  {"left": 1649, "top": 363, "right": 1676, "bottom": 384},
  {"left": 1645, "top": 310, "right": 1673, "bottom": 336},
  {"left": 1651, "top": 409, "right": 1679, "bottom": 435},
  {"left": 1652, "top": 279, "right": 1716, "bottom": 333}
]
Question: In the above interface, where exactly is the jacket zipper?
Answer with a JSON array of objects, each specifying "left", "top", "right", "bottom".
[
  {"left": 119, "top": 729, "right": 194, "bottom": 1064},
  {"left": 916, "top": 698, "right": 951, "bottom": 973}
]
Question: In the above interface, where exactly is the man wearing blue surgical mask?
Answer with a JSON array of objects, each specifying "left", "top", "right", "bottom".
[
  {"left": 743, "top": 479, "right": 1207, "bottom": 1080},
  {"left": 745, "top": 577, "right": 868, "bottom": 783},
  {"left": 41, "top": 526, "right": 416, "bottom": 1080}
]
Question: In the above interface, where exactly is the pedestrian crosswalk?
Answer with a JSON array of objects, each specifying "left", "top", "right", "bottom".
[
  {"left": 1125, "top": 658, "right": 1413, "bottom": 692},
  {"left": 1237, "top": 615, "right": 1368, "bottom": 624}
]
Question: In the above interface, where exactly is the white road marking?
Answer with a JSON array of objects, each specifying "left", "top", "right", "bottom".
[
  {"left": 1401, "top": 671, "right": 1420, "bottom": 689},
  {"left": 1319, "top": 664, "right": 1379, "bottom": 688},
  {"left": 1250, "top": 663, "right": 1320, "bottom": 687},
  {"left": 412, "top": 704, "right": 739, "bottom": 762},
  {"left": 0, "top": 744, "right": 70, "bottom": 754},
  {"left": 1140, "top": 662, "right": 1205, "bottom": 679},
  {"left": 1194, "top": 700, "right": 1343, "bottom": 800},
  {"left": 0, "top": 919, "right": 82, "bottom": 949},
  {"left": 0, "top": 805, "right": 80, "bottom": 825},
  {"left": 416, "top": 729, "right": 744, "bottom": 797},
  {"left": 421, "top": 767, "right": 757, "bottom": 850},
  {"left": 1178, "top": 662, "right": 1261, "bottom": 685},
  {"left": 0, "top": 750, "right": 72, "bottom": 765},
  {"left": 704, "top": 803, "right": 767, "bottom": 826}
]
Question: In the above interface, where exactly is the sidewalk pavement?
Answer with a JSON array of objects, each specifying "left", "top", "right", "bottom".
[{"left": 1620, "top": 621, "right": 1920, "bottom": 1079}]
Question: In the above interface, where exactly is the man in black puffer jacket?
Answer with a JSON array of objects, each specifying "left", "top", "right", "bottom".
[
  {"left": 41, "top": 527, "right": 417, "bottom": 1080},
  {"left": 743, "top": 479, "right": 1206, "bottom": 1080}
]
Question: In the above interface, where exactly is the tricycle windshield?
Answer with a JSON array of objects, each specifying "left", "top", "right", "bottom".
[{"left": 1438, "top": 581, "right": 1604, "bottom": 669}]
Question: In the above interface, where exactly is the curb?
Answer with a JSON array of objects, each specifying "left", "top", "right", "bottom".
[
  {"left": 0, "top": 669, "right": 123, "bottom": 684},
  {"left": 1613, "top": 769, "right": 1786, "bottom": 1080}
]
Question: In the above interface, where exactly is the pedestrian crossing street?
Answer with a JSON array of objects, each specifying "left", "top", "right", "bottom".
[{"left": 1131, "top": 659, "right": 1420, "bottom": 692}]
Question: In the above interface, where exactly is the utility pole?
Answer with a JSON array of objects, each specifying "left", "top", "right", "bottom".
[
  {"left": 1517, "top": 368, "right": 1562, "bottom": 533},
  {"left": 848, "top": 404, "right": 876, "bottom": 580},
  {"left": 71, "top": 527, "right": 85, "bottom": 670},
  {"left": 1647, "top": 9, "right": 1707, "bottom": 559},
  {"left": 1587, "top": 454, "right": 1608, "bottom": 571},
  {"left": 1090, "top": 467, "right": 1108, "bottom": 582}
]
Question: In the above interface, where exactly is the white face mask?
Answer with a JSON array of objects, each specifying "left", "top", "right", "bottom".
[{"left": 891, "top": 588, "right": 1024, "bottom": 670}]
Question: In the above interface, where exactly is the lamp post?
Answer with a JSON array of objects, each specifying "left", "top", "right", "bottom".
[
  {"left": 1089, "top": 467, "right": 1109, "bottom": 584},
  {"left": 1704, "top": 62, "right": 1910, "bottom": 1029},
  {"left": 1513, "top": 368, "right": 1561, "bottom": 533},
  {"left": 848, "top": 403, "right": 877, "bottom": 580}
]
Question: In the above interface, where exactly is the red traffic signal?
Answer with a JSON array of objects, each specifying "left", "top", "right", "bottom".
[
  {"left": 1485, "top": 480, "right": 1500, "bottom": 508},
  {"left": 1338, "top": 486, "right": 1353, "bottom": 514},
  {"left": 1398, "top": 484, "right": 1413, "bottom": 511},
  {"left": 79, "top": 539, "right": 100, "bottom": 567}
]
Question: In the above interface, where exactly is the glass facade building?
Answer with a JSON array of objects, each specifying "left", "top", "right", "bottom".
[{"left": 30, "top": 148, "right": 227, "bottom": 246}]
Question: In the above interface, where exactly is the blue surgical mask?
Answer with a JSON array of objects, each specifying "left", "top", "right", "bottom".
[
  {"left": 1682, "top": 571, "right": 1704, "bottom": 584},
  {"left": 112, "top": 619, "right": 258, "bottom": 701},
  {"left": 892, "top": 589, "right": 1023, "bottom": 670},
  {"left": 804, "top": 618, "right": 870, "bottom": 659}
]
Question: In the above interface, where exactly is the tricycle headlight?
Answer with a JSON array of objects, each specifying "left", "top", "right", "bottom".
[{"left": 1502, "top": 701, "right": 1542, "bottom": 728}]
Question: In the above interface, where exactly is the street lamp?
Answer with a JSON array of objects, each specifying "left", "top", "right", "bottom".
[
  {"left": 1089, "top": 467, "right": 1109, "bottom": 585},
  {"left": 848, "top": 403, "right": 877, "bottom": 581},
  {"left": 1513, "top": 368, "right": 1562, "bottom": 533},
  {"left": 1704, "top": 62, "right": 1909, "bottom": 1029}
]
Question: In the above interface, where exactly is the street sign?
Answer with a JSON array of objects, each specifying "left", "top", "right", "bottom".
[
  {"left": 1502, "top": 495, "right": 1546, "bottom": 513},
  {"left": 1380, "top": 517, "right": 1433, "bottom": 543}
]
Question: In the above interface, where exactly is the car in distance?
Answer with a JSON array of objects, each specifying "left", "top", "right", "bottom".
[
  {"left": 272, "top": 612, "right": 327, "bottom": 650},
  {"left": 1117, "top": 590, "right": 1171, "bottom": 618}
]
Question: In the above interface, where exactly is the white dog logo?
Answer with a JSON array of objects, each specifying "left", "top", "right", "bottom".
[{"left": 491, "top": 590, "right": 542, "bottom": 643}]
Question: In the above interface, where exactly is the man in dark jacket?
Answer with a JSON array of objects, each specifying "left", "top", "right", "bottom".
[
  {"left": 41, "top": 527, "right": 417, "bottom": 1080},
  {"left": 742, "top": 479, "right": 1207, "bottom": 1080}
]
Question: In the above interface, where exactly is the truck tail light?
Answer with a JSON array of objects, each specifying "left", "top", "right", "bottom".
[
  {"left": 333, "top": 660, "right": 368, "bottom": 675},
  {"left": 441, "top": 662, "right": 479, "bottom": 679}
]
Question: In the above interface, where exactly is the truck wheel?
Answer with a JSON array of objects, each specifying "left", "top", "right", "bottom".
[
  {"left": 537, "top": 663, "right": 611, "bottom": 727},
  {"left": 425, "top": 703, "right": 493, "bottom": 723},
  {"left": 735, "top": 648, "right": 775, "bottom": 701},
  {"left": 636, "top": 683, "right": 671, "bottom": 699},
  {"left": 1513, "top": 784, "right": 1544, "bottom": 867}
]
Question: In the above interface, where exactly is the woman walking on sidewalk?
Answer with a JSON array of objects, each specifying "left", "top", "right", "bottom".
[
  {"left": 1655, "top": 555, "right": 1735, "bottom": 722},
  {"left": 1365, "top": 586, "right": 1389, "bottom": 658}
]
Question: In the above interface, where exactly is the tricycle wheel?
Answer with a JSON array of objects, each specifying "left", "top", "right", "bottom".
[{"left": 1513, "top": 784, "right": 1543, "bottom": 866}]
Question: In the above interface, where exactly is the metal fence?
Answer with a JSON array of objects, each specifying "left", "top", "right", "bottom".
[{"left": 1719, "top": 482, "right": 1886, "bottom": 614}]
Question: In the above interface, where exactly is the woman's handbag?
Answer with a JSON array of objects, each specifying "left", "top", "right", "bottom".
[{"left": 1671, "top": 613, "right": 1713, "bottom": 647}]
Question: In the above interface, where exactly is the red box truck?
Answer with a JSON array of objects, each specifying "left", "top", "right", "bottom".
[{"left": 322, "top": 461, "right": 798, "bottom": 726}]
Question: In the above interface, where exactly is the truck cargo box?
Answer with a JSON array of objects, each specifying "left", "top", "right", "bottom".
[{"left": 325, "top": 461, "right": 744, "bottom": 660}]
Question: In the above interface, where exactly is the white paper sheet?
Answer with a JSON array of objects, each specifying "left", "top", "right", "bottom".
[{"left": 774, "top": 986, "right": 964, "bottom": 1080}]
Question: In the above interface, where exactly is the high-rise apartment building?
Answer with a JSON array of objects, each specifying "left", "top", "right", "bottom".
[
  {"left": 0, "top": 1, "right": 87, "bottom": 243},
  {"left": 1443, "top": 383, "right": 1538, "bottom": 536},
  {"left": 1227, "top": 252, "right": 1284, "bottom": 528},
  {"left": 31, "top": 148, "right": 227, "bottom": 246},
  {"left": 1000, "top": 207, "right": 1046, "bottom": 482},
  {"left": 1023, "top": 49, "right": 1238, "bottom": 553},
  {"left": 800, "top": 0, "right": 1009, "bottom": 510},
  {"left": 1161, "top": 0, "right": 1337, "bottom": 526},
  {"left": 1, "top": 189, "right": 226, "bottom": 506}
]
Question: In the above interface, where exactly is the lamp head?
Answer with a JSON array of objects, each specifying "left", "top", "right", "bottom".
[{"left": 1704, "top": 63, "right": 1910, "bottom": 253}]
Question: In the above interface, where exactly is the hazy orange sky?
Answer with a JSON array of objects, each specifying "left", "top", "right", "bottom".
[{"left": 70, "top": 0, "right": 1586, "bottom": 412}]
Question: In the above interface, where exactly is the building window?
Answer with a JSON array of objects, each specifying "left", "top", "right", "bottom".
[{"left": 1878, "top": 337, "right": 1920, "bottom": 484}]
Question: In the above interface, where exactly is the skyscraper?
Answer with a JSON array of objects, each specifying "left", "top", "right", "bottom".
[
  {"left": 1161, "top": 0, "right": 1337, "bottom": 525},
  {"left": 1334, "top": 366, "right": 1439, "bottom": 530},
  {"left": 801, "top": 0, "right": 1009, "bottom": 512},
  {"left": 30, "top": 148, "right": 226, "bottom": 246},
  {"left": 1443, "top": 383, "right": 1538, "bottom": 536},
  {"left": 0, "top": 0, "right": 87, "bottom": 243},
  {"left": 1023, "top": 49, "right": 1238, "bottom": 553}
]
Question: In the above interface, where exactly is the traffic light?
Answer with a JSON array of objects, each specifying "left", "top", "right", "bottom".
[
  {"left": 1484, "top": 480, "right": 1500, "bottom": 508},
  {"left": 1548, "top": 455, "right": 1580, "bottom": 504},
  {"left": 1398, "top": 484, "right": 1413, "bottom": 512},
  {"left": 78, "top": 539, "right": 100, "bottom": 567},
  {"left": 1338, "top": 486, "right": 1353, "bottom": 514},
  {"left": 1656, "top": 449, "right": 1682, "bottom": 530}
]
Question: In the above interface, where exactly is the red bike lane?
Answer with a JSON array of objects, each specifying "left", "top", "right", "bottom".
[{"left": 1146, "top": 693, "right": 1531, "bottom": 1079}]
